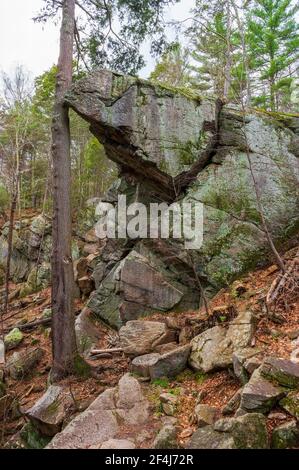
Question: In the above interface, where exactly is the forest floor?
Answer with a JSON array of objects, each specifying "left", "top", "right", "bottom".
[{"left": 1, "top": 242, "right": 298, "bottom": 448}]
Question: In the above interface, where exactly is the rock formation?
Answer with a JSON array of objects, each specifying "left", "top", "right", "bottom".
[{"left": 65, "top": 69, "right": 299, "bottom": 328}]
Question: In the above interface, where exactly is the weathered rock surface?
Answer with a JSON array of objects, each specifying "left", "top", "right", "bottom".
[
  {"left": 100, "top": 439, "right": 136, "bottom": 449},
  {"left": 187, "top": 413, "right": 269, "bottom": 449},
  {"left": 240, "top": 367, "right": 286, "bottom": 413},
  {"left": 153, "top": 420, "right": 178, "bottom": 449},
  {"left": 46, "top": 374, "right": 150, "bottom": 449},
  {"left": 232, "top": 348, "right": 262, "bottom": 384},
  {"left": 7, "top": 347, "right": 43, "bottom": 380},
  {"left": 279, "top": 391, "right": 299, "bottom": 419},
  {"left": 25, "top": 386, "right": 74, "bottom": 436},
  {"left": 75, "top": 307, "right": 101, "bottom": 354},
  {"left": 260, "top": 357, "right": 299, "bottom": 389},
  {"left": 271, "top": 421, "right": 299, "bottom": 449},
  {"left": 64, "top": 69, "right": 299, "bottom": 327},
  {"left": 119, "top": 320, "right": 174, "bottom": 357},
  {"left": 131, "top": 353, "right": 161, "bottom": 378},
  {"left": 149, "top": 344, "right": 190, "bottom": 379},
  {"left": 87, "top": 249, "right": 195, "bottom": 328},
  {"left": 189, "top": 311, "right": 255, "bottom": 373},
  {"left": 194, "top": 404, "right": 218, "bottom": 427}
]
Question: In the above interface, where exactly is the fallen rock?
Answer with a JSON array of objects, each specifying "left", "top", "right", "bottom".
[
  {"left": 232, "top": 348, "right": 262, "bottom": 384},
  {"left": 279, "top": 391, "right": 299, "bottom": 419},
  {"left": 240, "top": 367, "right": 285, "bottom": 413},
  {"left": 4, "top": 328, "right": 24, "bottom": 351},
  {"left": 75, "top": 307, "right": 101, "bottom": 354},
  {"left": 271, "top": 421, "right": 299, "bottom": 449},
  {"left": 148, "top": 345, "right": 191, "bottom": 379},
  {"left": 153, "top": 421, "right": 178, "bottom": 449},
  {"left": 7, "top": 348, "right": 44, "bottom": 380},
  {"left": 186, "top": 425, "right": 235, "bottom": 449},
  {"left": 222, "top": 388, "right": 243, "bottom": 416},
  {"left": 119, "top": 320, "right": 172, "bottom": 357},
  {"left": 189, "top": 311, "right": 255, "bottom": 373},
  {"left": 160, "top": 393, "right": 178, "bottom": 416},
  {"left": 194, "top": 404, "right": 218, "bottom": 427},
  {"left": 260, "top": 357, "right": 299, "bottom": 389},
  {"left": 46, "top": 373, "right": 149, "bottom": 449},
  {"left": 131, "top": 353, "right": 161, "bottom": 378},
  {"left": 187, "top": 413, "right": 269, "bottom": 449},
  {"left": 25, "top": 386, "right": 74, "bottom": 436}
]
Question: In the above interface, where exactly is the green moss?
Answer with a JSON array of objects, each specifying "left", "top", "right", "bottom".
[
  {"left": 136, "top": 77, "right": 202, "bottom": 103},
  {"left": 20, "top": 422, "right": 51, "bottom": 449},
  {"left": 4, "top": 328, "right": 23, "bottom": 349},
  {"left": 279, "top": 392, "right": 299, "bottom": 418},
  {"left": 194, "top": 371, "right": 207, "bottom": 384},
  {"left": 152, "top": 377, "right": 170, "bottom": 388},
  {"left": 252, "top": 108, "right": 299, "bottom": 130},
  {"left": 73, "top": 354, "right": 91, "bottom": 379}
]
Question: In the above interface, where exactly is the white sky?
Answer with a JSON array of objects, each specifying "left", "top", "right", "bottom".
[{"left": 0, "top": 0, "right": 195, "bottom": 81}]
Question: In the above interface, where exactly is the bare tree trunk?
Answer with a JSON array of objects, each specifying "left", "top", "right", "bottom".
[
  {"left": 3, "top": 190, "right": 17, "bottom": 318},
  {"left": 51, "top": 0, "right": 78, "bottom": 381},
  {"left": 230, "top": 0, "right": 251, "bottom": 106},
  {"left": 223, "top": 1, "right": 232, "bottom": 99}
]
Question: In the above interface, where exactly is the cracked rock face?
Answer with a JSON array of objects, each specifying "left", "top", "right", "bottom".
[{"left": 67, "top": 70, "right": 299, "bottom": 326}]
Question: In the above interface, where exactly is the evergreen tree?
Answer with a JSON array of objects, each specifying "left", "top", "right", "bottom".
[
  {"left": 247, "top": 0, "right": 299, "bottom": 111},
  {"left": 150, "top": 42, "right": 191, "bottom": 87}
]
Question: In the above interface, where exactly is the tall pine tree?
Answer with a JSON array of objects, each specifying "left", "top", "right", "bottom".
[{"left": 248, "top": 0, "right": 299, "bottom": 111}]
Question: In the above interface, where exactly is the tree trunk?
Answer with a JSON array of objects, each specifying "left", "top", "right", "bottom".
[
  {"left": 51, "top": 0, "right": 77, "bottom": 381},
  {"left": 223, "top": 1, "right": 232, "bottom": 99}
]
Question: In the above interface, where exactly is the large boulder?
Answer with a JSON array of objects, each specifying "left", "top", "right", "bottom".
[
  {"left": 189, "top": 311, "right": 255, "bottom": 373},
  {"left": 119, "top": 320, "right": 175, "bottom": 357},
  {"left": 47, "top": 374, "right": 149, "bottom": 449},
  {"left": 240, "top": 367, "right": 286, "bottom": 413},
  {"left": 260, "top": 357, "right": 299, "bottom": 389},
  {"left": 25, "top": 386, "right": 74, "bottom": 436},
  {"left": 187, "top": 413, "right": 269, "bottom": 449}
]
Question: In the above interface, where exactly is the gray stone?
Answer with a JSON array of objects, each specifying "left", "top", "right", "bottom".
[
  {"left": 279, "top": 391, "right": 299, "bottom": 419},
  {"left": 149, "top": 344, "right": 191, "bottom": 379},
  {"left": 131, "top": 353, "right": 161, "bottom": 378},
  {"left": 119, "top": 320, "right": 169, "bottom": 357},
  {"left": 47, "top": 373, "right": 149, "bottom": 449},
  {"left": 194, "top": 404, "right": 218, "bottom": 427},
  {"left": 260, "top": 356, "right": 299, "bottom": 389},
  {"left": 160, "top": 393, "right": 178, "bottom": 416},
  {"left": 7, "top": 347, "right": 43, "bottom": 380},
  {"left": 187, "top": 425, "right": 236, "bottom": 449},
  {"left": 240, "top": 367, "right": 285, "bottom": 413},
  {"left": 65, "top": 69, "right": 299, "bottom": 315},
  {"left": 153, "top": 423, "right": 178, "bottom": 449},
  {"left": 75, "top": 307, "right": 101, "bottom": 354},
  {"left": 232, "top": 348, "right": 261, "bottom": 384},
  {"left": 187, "top": 413, "right": 269, "bottom": 449},
  {"left": 25, "top": 386, "right": 74, "bottom": 436},
  {"left": 271, "top": 421, "right": 299, "bottom": 449},
  {"left": 189, "top": 311, "right": 255, "bottom": 373},
  {"left": 222, "top": 388, "right": 243, "bottom": 416}
]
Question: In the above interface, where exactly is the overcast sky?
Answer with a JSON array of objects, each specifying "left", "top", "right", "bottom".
[{"left": 0, "top": 0, "right": 195, "bottom": 81}]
